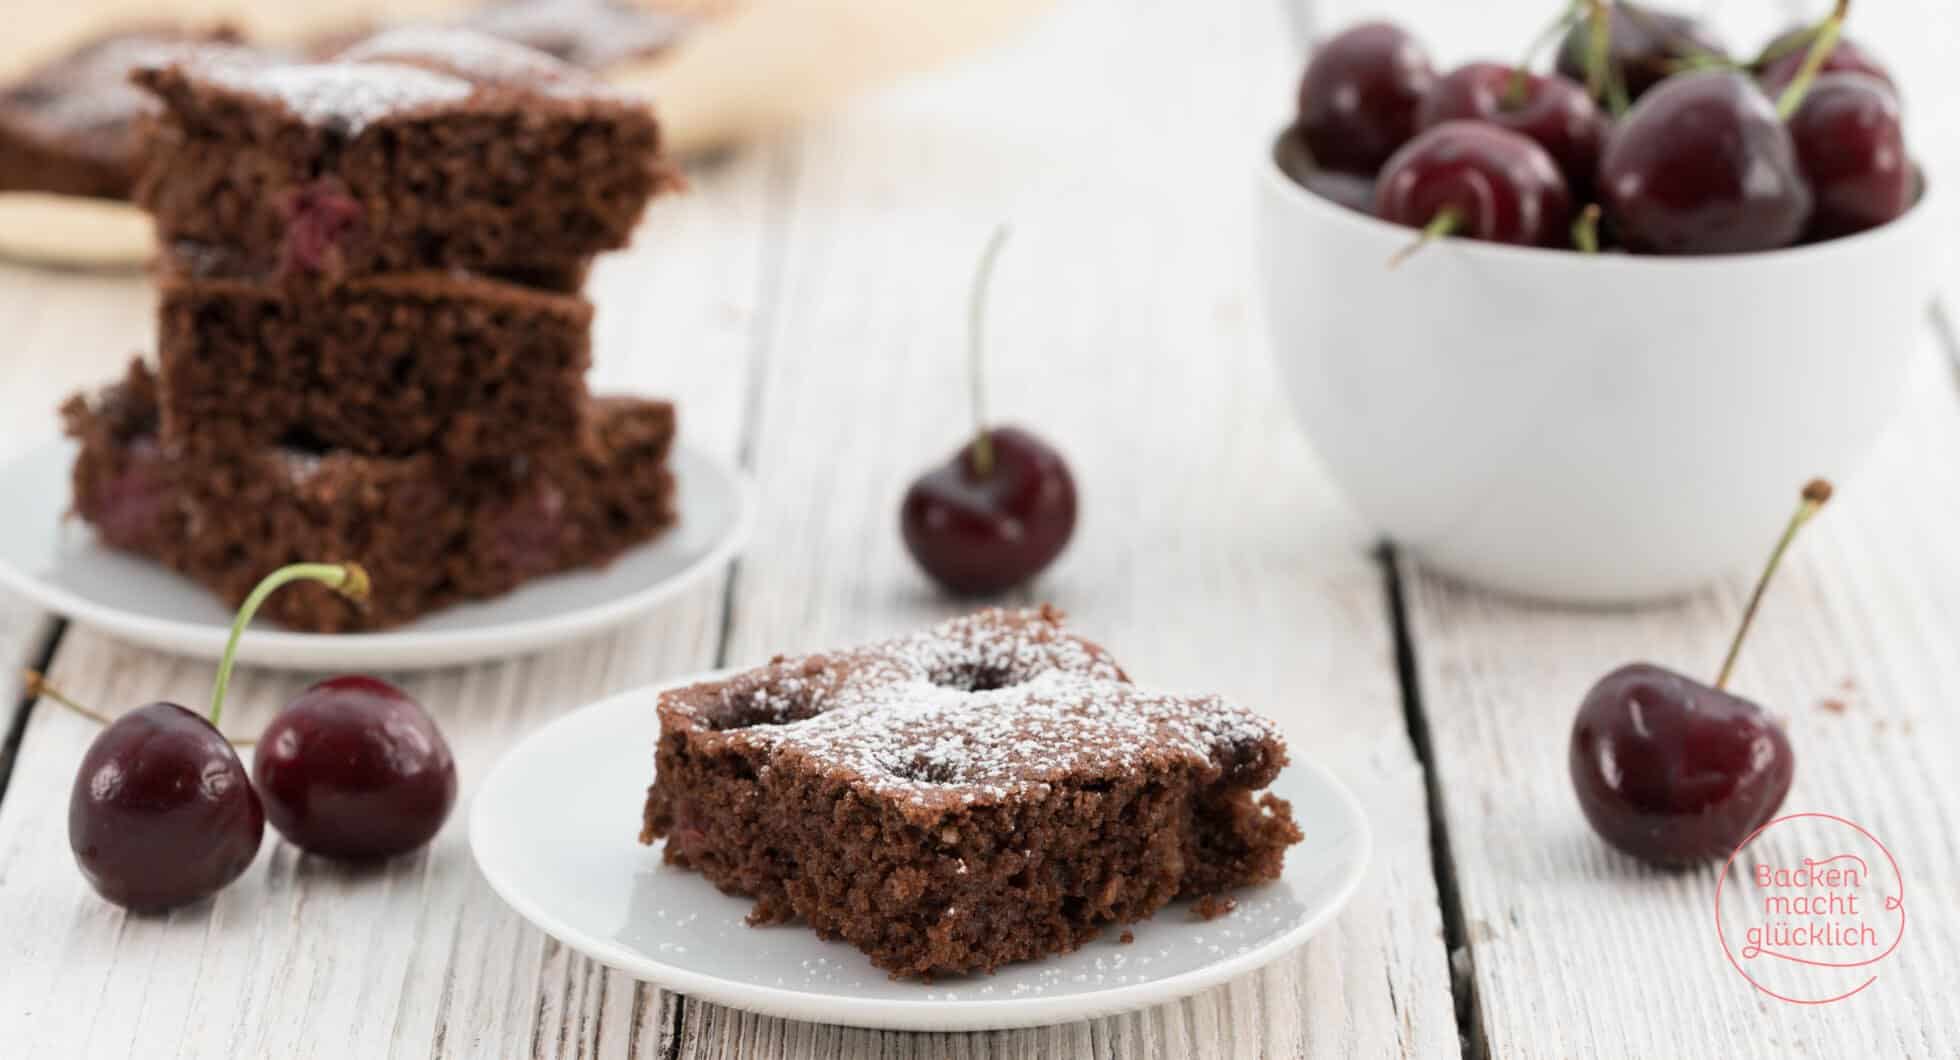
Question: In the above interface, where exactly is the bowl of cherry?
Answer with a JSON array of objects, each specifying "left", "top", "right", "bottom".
[{"left": 1257, "top": 3, "right": 1945, "bottom": 603}]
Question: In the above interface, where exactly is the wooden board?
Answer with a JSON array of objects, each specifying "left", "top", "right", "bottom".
[
  {"left": 0, "top": 0, "right": 1456, "bottom": 1055},
  {"left": 1400, "top": 350, "right": 1960, "bottom": 1059}
]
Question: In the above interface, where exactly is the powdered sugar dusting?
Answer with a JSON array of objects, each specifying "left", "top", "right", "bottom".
[
  {"left": 198, "top": 61, "right": 472, "bottom": 132},
  {"left": 668, "top": 609, "right": 1283, "bottom": 808},
  {"left": 458, "top": 0, "right": 690, "bottom": 69},
  {"left": 336, "top": 26, "right": 594, "bottom": 93},
  {"left": 13, "top": 37, "right": 262, "bottom": 135}
]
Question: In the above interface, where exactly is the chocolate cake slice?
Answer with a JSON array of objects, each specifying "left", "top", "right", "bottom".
[
  {"left": 134, "top": 26, "right": 678, "bottom": 281},
  {"left": 0, "top": 26, "right": 251, "bottom": 200},
  {"left": 642, "top": 608, "right": 1302, "bottom": 979},
  {"left": 155, "top": 244, "right": 591, "bottom": 462},
  {"left": 63, "top": 360, "right": 677, "bottom": 633}
]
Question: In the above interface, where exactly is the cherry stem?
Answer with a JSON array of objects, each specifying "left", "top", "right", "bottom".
[
  {"left": 23, "top": 670, "right": 114, "bottom": 728},
  {"left": 209, "top": 562, "right": 369, "bottom": 726},
  {"left": 1572, "top": 204, "right": 1602, "bottom": 254},
  {"left": 1776, "top": 0, "right": 1850, "bottom": 119},
  {"left": 1386, "top": 208, "right": 1462, "bottom": 269},
  {"left": 1752, "top": 26, "right": 1818, "bottom": 70},
  {"left": 967, "top": 225, "right": 1011, "bottom": 478},
  {"left": 1507, "top": 1, "right": 1582, "bottom": 108},
  {"left": 1582, "top": 0, "right": 1613, "bottom": 105},
  {"left": 1714, "top": 479, "right": 1833, "bottom": 691},
  {"left": 1619, "top": 3, "right": 1727, "bottom": 69},
  {"left": 21, "top": 669, "right": 258, "bottom": 747}
]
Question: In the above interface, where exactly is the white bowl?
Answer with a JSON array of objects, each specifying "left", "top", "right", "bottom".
[{"left": 1256, "top": 130, "right": 1947, "bottom": 604}]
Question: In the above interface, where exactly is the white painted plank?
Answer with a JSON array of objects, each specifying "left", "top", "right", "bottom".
[
  {"left": 0, "top": 256, "right": 153, "bottom": 778},
  {"left": 0, "top": 145, "right": 775, "bottom": 1059},
  {"left": 1402, "top": 347, "right": 1960, "bottom": 1058},
  {"left": 676, "top": 0, "right": 1455, "bottom": 1054}
]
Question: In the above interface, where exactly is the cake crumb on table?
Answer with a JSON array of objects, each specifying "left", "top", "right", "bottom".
[{"left": 1193, "top": 895, "right": 1238, "bottom": 921}]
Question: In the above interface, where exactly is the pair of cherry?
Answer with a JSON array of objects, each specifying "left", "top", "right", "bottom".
[
  {"left": 1298, "top": 2, "right": 1911, "bottom": 256},
  {"left": 56, "top": 564, "right": 455, "bottom": 912}
]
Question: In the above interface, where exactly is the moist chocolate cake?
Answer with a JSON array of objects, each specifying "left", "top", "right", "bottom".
[
  {"left": 64, "top": 361, "right": 677, "bottom": 632},
  {"left": 454, "top": 0, "right": 694, "bottom": 70},
  {"left": 0, "top": 26, "right": 250, "bottom": 200},
  {"left": 134, "top": 27, "right": 678, "bottom": 281},
  {"left": 156, "top": 244, "right": 591, "bottom": 461},
  {"left": 641, "top": 608, "right": 1302, "bottom": 979}
]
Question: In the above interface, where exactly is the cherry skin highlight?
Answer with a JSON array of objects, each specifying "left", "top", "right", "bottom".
[
  {"left": 1598, "top": 71, "right": 1811, "bottom": 254},
  {"left": 1295, "top": 21, "right": 1435, "bottom": 175},
  {"left": 1570, "top": 663, "right": 1794, "bottom": 866},
  {"left": 1788, "top": 73, "right": 1913, "bottom": 240},
  {"left": 1374, "top": 121, "right": 1574, "bottom": 248},
  {"left": 1417, "top": 63, "right": 1608, "bottom": 193},
  {"left": 69, "top": 702, "right": 264, "bottom": 912},
  {"left": 254, "top": 675, "right": 457, "bottom": 861},
  {"left": 901, "top": 426, "right": 1077, "bottom": 596}
]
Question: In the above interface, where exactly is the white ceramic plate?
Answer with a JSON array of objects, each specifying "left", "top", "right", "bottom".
[
  {"left": 471, "top": 676, "right": 1372, "bottom": 1032},
  {"left": 0, "top": 440, "right": 752, "bottom": 670}
]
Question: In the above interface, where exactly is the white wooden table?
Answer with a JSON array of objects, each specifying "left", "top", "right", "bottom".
[{"left": 1, "top": 0, "right": 1957, "bottom": 1055}]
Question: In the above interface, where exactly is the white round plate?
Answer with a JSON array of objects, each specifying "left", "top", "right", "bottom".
[
  {"left": 0, "top": 440, "right": 752, "bottom": 670},
  {"left": 471, "top": 676, "right": 1372, "bottom": 1032}
]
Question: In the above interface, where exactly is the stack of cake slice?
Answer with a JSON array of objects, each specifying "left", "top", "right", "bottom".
[{"left": 60, "top": 28, "right": 683, "bottom": 632}]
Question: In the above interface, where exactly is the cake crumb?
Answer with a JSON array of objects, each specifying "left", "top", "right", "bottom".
[
  {"left": 1119, "top": 930, "right": 1135, "bottom": 945},
  {"left": 1193, "top": 895, "right": 1237, "bottom": 921},
  {"left": 1819, "top": 698, "right": 1847, "bottom": 714}
]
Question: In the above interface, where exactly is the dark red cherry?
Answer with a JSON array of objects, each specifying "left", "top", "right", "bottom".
[
  {"left": 69, "top": 702, "right": 264, "bottom": 912},
  {"left": 1374, "top": 121, "right": 1574, "bottom": 248},
  {"left": 1296, "top": 21, "right": 1435, "bottom": 175},
  {"left": 1572, "top": 480, "right": 1826, "bottom": 867},
  {"left": 1556, "top": 3, "right": 1727, "bottom": 100},
  {"left": 1570, "top": 663, "right": 1793, "bottom": 866},
  {"left": 255, "top": 675, "right": 457, "bottom": 861},
  {"left": 277, "top": 179, "right": 365, "bottom": 277},
  {"left": 1599, "top": 71, "right": 1811, "bottom": 254},
  {"left": 1416, "top": 63, "right": 1607, "bottom": 192},
  {"left": 1789, "top": 74, "right": 1912, "bottom": 240},
  {"left": 901, "top": 426, "right": 1077, "bottom": 595},
  {"left": 1758, "top": 32, "right": 1894, "bottom": 99}
]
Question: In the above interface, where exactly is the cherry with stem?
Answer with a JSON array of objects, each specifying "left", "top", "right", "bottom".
[
  {"left": 1375, "top": 122, "right": 1575, "bottom": 263},
  {"left": 900, "top": 226, "right": 1078, "bottom": 596},
  {"left": 1572, "top": 204, "right": 1602, "bottom": 254},
  {"left": 1569, "top": 481, "right": 1829, "bottom": 867},
  {"left": 61, "top": 562, "right": 368, "bottom": 911}
]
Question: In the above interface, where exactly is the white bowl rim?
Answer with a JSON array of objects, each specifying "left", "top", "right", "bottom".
[{"left": 1260, "top": 124, "right": 1940, "bottom": 271}]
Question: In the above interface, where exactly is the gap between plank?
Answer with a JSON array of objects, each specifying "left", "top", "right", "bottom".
[
  {"left": 1927, "top": 297, "right": 1960, "bottom": 396},
  {"left": 712, "top": 138, "right": 802, "bottom": 675},
  {"left": 0, "top": 616, "right": 68, "bottom": 806},
  {"left": 1377, "top": 544, "right": 1485, "bottom": 1060}
]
